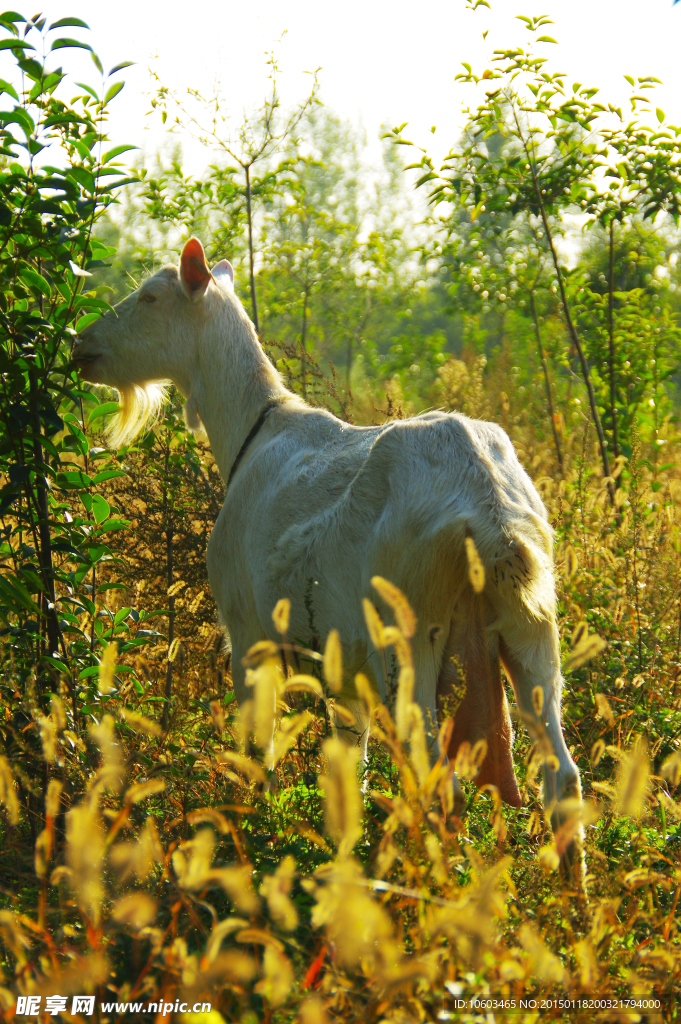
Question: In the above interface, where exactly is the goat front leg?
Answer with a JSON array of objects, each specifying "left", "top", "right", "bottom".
[
  {"left": 499, "top": 620, "right": 586, "bottom": 894},
  {"left": 413, "top": 639, "right": 466, "bottom": 817}
]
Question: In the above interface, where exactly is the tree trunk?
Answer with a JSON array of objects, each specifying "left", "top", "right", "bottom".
[
  {"left": 534, "top": 193, "right": 612, "bottom": 497},
  {"left": 245, "top": 163, "right": 260, "bottom": 336},
  {"left": 161, "top": 433, "right": 174, "bottom": 732},
  {"left": 28, "top": 369, "right": 61, "bottom": 667},
  {"left": 162, "top": 524, "right": 174, "bottom": 731},
  {"left": 514, "top": 106, "right": 613, "bottom": 499},
  {"left": 608, "top": 220, "right": 620, "bottom": 459},
  {"left": 300, "top": 288, "right": 308, "bottom": 401},
  {"left": 530, "top": 291, "right": 563, "bottom": 469}
]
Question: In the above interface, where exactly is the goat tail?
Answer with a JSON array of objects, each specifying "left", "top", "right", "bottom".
[{"left": 469, "top": 513, "right": 555, "bottom": 622}]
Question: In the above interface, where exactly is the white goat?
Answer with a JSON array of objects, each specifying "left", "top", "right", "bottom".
[{"left": 74, "top": 237, "right": 585, "bottom": 884}]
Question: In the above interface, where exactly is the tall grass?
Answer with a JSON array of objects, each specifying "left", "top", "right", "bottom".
[{"left": 1, "top": 363, "right": 681, "bottom": 1023}]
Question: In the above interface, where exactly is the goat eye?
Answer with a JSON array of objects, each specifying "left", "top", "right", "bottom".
[{"left": 139, "top": 293, "right": 156, "bottom": 304}]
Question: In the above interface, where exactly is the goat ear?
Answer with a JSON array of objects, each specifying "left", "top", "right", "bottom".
[
  {"left": 180, "top": 237, "right": 211, "bottom": 301},
  {"left": 211, "top": 259, "right": 234, "bottom": 287}
]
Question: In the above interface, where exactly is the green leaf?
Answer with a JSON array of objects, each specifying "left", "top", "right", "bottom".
[
  {"left": 74, "top": 81, "right": 98, "bottom": 100},
  {"left": 56, "top": 470, "right": 92, "bottom": 489},
  {"left": 656, "top": 108, "right": 665, "bottom": 124},
  {"left": 104, "top": 81, "right": 124, "bottom": 104},
  {"left": 74, "top": 312, "right": 101, "bottom": 331},
  {"left": 88, "top": 401, "right": 119, "bottom": 425},
  {"left": 49, "top": 17, "right": 90, "bottom": 29},
  {"left": 0, "top": 78, "right": 19, "bottom": 100},
  {"left": 18, "top": 57, "right": 42, "bottom": 81},
  {"left": 624, "top": 75, "right": 635, "bottom": 87},
  {"left": 91, "top": 50, "right": 103, "bottom": 75},
  {"left": 101, "top": 143, "right": 137, "bottom": 163},
  {"left": 91, "top": 493, "right": 110, "bottom": 525},
  {"left": 50, "top": 37, "right": 92, "bottom": 52},
  {"left": 95, "top": 174, "right": 139, "bottom": 193},
  {"left": 20, "top": 268, "right": 51, "bottom": 297},
  {"left": 0, "top": 575, "right": 40, "bottom": 613},
  {"left": 78, "top": 666, "right": 100, "bottom": 679},
  {"left": 92, "top": 469, "right": 126, "bottom": 484},
  {"left": 97, "top": 519, "right": 130, "bottom": 533},
  {"left": 108, "top": 61, "right": 134, "bottom": 76},
  {"left": 0, "top": 39, "right": 34, "bottom": 51},
  {"left": 0, "top": 108, "right": 34, "bottom": 135},
  {"left": 536, "top": 35, "right": 558, "bottom": 44}
]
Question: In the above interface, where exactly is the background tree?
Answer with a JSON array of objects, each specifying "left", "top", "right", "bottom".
[{"left": 150, "top": 53, "right": 320, "bottom": 334}]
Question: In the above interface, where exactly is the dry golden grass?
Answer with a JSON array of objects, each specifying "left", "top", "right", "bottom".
[{"left": 1, "top": 364, "right": 681, "bottom": 1023}]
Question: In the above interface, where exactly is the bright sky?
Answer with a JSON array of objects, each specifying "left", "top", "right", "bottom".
[{"left": 12, "top": 0, "right": 681, "bottom": 173}]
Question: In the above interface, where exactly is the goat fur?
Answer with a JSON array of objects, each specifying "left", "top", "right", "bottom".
[{"left": 74, "top": 237, "right": 585, "bottom": 887}]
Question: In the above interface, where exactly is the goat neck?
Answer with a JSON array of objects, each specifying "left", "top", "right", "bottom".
[{"left": 186, "top": 287, "right": 292, "bottom": 483}]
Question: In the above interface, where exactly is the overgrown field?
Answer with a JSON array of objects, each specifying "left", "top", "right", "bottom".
[{"left": 2, "top": 7, "right": 681, "bottom": 1023}]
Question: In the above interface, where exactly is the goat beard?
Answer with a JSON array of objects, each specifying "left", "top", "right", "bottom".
[{"left": 106, "top": 383, "right": 168, "bottom": 448}]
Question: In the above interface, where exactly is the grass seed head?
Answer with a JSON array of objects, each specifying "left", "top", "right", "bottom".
[
  {"left": 66, "top": 799, "right": 105, "bottom": 924},
  {"left": 254, "top": 945, "right": 294, "bottom": 1007},
  {"left": 355, "top": 671, "right": 379, "bottom": 715},
  {"left": 203, "top": 918, "right": 249, "bottom": 966},
  {"left": 519, "top": 924, "right": 565, "bottom": 984},
  {"left": 38, "top": 713, "right": 57, "bottom": 763},
  {"left": 371, "top": 576, "right": 417, "bottom": 638},
  {"left": 173, "top": 827, "right": 216, "bottom": 890},
  {"left": 465, "top": 536, "right": 485, "bottom": 593},
  {"left": 98, "top": 642, "right": 117, "bottom": 695},
  {"left": 119, "top": 708, "right": 162, "bottom": 737},
  {"left": 109, "top": 816, "right": 163, "bottom": 883},
  {"left": 662, "top": 749, "right": 681, "bottom": 786},
  {"left": 124, "top": 778, "right": 166, "bottom": 804},
  {"left": 272, "top": 710, "right": 314, "bottom": 766},
  {"left": 594, "top": 693, "right": 615, "bottom": 727},
  {"left": 362, "top": 597, "right": 385, "bottom": 649},
  {"left": 50, "top": 693, "right": 66, "bottom": 731},
  {"left": 45, "top": 778, "right": 62, "bottom": 819},
  {"left": 614, "top": 734, "right": 650, "bottom": 819},
  {"left": 565, "top": 544, "right": 579, "bottom": 580},
  {"left": 591, "top": 738, "right": 606, "bottom": 765},
  {"left": 300, "top": 996, "right": 331, "bottom": 1024},
  {"left": 246, "top": 659, "right": 278, "bottom": 754},
  {"left": 210, "top": 865, "right": 260, "bottom": 914},
  {"left": 259, "top": 855, "right": 298, "bottom": 931},
  {"left": 309, "top": 858, "right": 399, "bottom": 976},
  {"left": 0, "top": 910, "right": 30, "bottom": 963},
  {"left": 563, "top": 632, "right": 607, "bottom": 673},
  {"left": 112, "top": 893, "right": 158, "bottom": 931},
  {"left": 272, "top": 597, "right": 291, "bottom": 635},
  {"left": 323, "top": 628, "right": 343, "bottom": 693},
  {"left": 34, "top": 827, "right": 51, "bottom": 878},
  {"left": 89, "top": 714, "right": 124, "bottom": 794},
  {"left": 319, "top": 737, "right": 362, "bottom": 855},
  {"left": 395, "top": 665, "right": 415, "bottom": 741},
  {"left": 0, "top": 755, "right": 19, "bottom": 825},
  {"left": 407, "top": 703, "right": 431, "bottom": 788}
]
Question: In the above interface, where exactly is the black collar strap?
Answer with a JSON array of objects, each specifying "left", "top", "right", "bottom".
[{"left": 226, "top": 399, "right": 283, "bottom": 490}]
